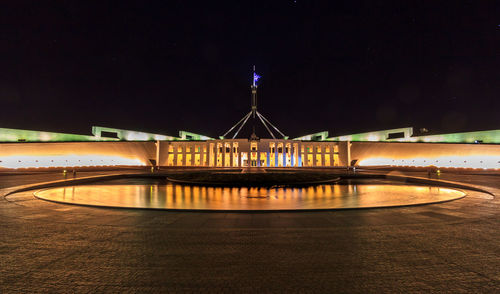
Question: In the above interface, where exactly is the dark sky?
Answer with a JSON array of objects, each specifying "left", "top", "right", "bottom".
[{"left": 1, "top": 1, "right": 499, "bottom": 138}]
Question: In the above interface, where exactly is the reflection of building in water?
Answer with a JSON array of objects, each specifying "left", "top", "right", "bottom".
[{"left": 35, "top": 184, "right": 466, "bottom": 210}]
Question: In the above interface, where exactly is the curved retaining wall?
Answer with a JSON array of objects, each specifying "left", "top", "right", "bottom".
[
  {"left": 351, "top": 142, "right": 500, "bottom": 169},
  {"left": 1, "top": 140, "right": 500, "bottom": 170},
  {"left": 0, "top": 141, "right": 156, "bottom": 169}
]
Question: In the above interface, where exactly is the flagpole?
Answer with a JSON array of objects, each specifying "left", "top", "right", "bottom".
[{"left": 251, "top": 66, "right": 258, "bottom": 119}]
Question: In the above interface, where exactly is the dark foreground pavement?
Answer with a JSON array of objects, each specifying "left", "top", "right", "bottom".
[{"left": 0, "top": 170, "right": 499, "bottom": 293}]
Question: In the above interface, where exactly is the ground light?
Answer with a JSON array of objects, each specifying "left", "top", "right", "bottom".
[
  {"left": 0, "top": 154, "right": 146, "bottom": 169},
  {"left": 358, "top": 155, "right": 500, "bottom": 169}
]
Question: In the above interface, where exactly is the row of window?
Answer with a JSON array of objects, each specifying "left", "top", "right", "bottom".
[
  {"left": 167, "top": 143, "right": 339, "bottom": 154},
  {"left": 166, "top": 152, "right": 340, "bottom": 167},
  {"left": 168, "top": 145, "right": 205, "bottom": 153}
]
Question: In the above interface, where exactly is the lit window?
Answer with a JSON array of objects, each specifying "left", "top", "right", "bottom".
[
  {"left": 333, "top": 153, "right": 339, "bottom": 166},
  {"left": 316, "top": 146, "right": 321, "bottom": 153},
  {"left": 168, "top": 145, "right": 174, "bottom": 153},
  {"left": 270, "top": 142, "right": 275, "bottom": 153},
  {"left": 251, "top": 142, "right": 258, "bottom": 151},
  {"left": 209, "top": 143, "right": 215, "bottom": 167},
  {"left": 307, "top": 154, "right": 313, "bottom": 166},
  {"left": 177, "top": 146, "right": 183, "bottom": 153}
]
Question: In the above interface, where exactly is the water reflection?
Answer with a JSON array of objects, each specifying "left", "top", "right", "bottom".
[{"left": 36, "top": 183, "right": 465, "bottom": 210}]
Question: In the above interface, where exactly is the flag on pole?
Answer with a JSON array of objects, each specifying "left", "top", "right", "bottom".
[{"left": 253, "top": 72, "right": 261, "bottom": 86}]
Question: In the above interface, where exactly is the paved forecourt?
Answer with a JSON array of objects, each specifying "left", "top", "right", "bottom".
[{"left": 0, "top": 169, "right": 499, "bottom": 292}]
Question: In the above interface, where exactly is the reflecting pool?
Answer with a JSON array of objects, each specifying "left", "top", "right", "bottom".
[{"left": 34, "top": 182, "right": 466, "bottom": 210}]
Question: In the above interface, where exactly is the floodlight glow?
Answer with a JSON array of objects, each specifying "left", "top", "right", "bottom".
[{"left": 0, "top": 154, "right": 147, "bottom": 169}]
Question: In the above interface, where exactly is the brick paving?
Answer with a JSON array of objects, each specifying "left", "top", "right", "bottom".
[{"left": 0, "top": 170, "right": 499, "bottom": 293}]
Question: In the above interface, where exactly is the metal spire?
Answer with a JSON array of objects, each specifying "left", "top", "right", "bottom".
[
  {"left": 221, "top": 66, "right": 286, "bottom": 139},
  {"left": 253, "top": 65, "right": 256, "bottom": 86}
]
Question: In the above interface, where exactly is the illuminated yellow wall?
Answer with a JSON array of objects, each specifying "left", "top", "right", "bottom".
[
  {"left": 285, "top": 143, "right": 291, "bottom": 166},
  {"left": 233, "top": 142, "right": 239, "bottom": 167},
  {"left": 353, "top": 142, "right": 500, "bottom": 169},
  {"left": 14, "top": 139, "right": 489, "bottom": 170},
  {"left": 277, "top": 143, "right": 283, "bottom": 167},
  {"left": 209, "top": 143, "right": 214, "bottom": 167},
  {"left": 269, "top": 143, "right": 276, "bottom": 167},
  {"left": 216, "top": 143, "right": 223, "bottom": 167},
  {"left": 316, "top": 154, "right": 322, "bottom": 166},
  {"left": 260, "top": 152, "right": 267, "bottom": 166},
  {"left": 167, "top": 154, "right": 174, "bottom": 166},
  {"left": 241, "top": 152, "right": 248, "bottom": 167},
  {"left": 154, "top": 140, "right": 500, "bottom": 169},
  {"left": 0, "top": 139, "right": 350, "bottom": 169},
  {"left": 224, "top": 143, "right": 231, "bottom": 167},
  {"left": 0, "top": 142, "right": 155, "bottom": 169},
  {"left": 307, "top": 154, "right": 313, "bottom": 166}
]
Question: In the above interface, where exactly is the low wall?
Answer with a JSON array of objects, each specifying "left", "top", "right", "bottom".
[
  {"left": 351, "top": 142, "right": 500, "bottom": 169},
  {"left": 0, "top": 141, "right": 156, "bottom": 169},
  {"left": 1, "top": 140, "right": 499, "bottom": 170}
]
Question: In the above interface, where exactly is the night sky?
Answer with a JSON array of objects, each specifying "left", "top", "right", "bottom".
[{"left": 1, "top": 1, "right": 499, "bottom": 138}]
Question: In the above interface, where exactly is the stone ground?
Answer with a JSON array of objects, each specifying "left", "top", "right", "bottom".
[{"left": 0, "top": 169, "right": 499, "bottom": 293}]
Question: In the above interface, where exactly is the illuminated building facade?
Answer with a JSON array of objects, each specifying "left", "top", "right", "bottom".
[
  {"left": 1, "top": 68, "right": 499, "bottom": 170},
  {"left": 157, "top": 139, "right": 342, "bottom": 168},
  {"left": 1, "top": 126, "right": 500, "bottom": 170}
]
